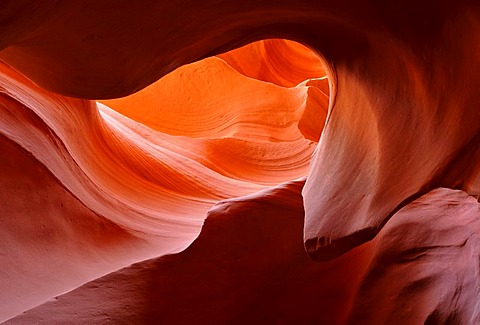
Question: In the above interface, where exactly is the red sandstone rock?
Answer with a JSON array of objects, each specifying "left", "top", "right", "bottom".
[
  {"left": 7, "top": 188, "right": 479, "bottom": 324},
  {"left": 217, "top": 39, "right": 326, "bottom": 88},
  {"left": 4, "top": 180, "right": 373, "bottom": 324},
  {"left": 0, "top": 1, "right": 479, "bottom": 323},
  {"left": 0, "top": 135, "right": 151, "bottom": 320},
  {"left": 1, "top": 1, "right": 479, "bottom": 260},
  {"left": 0, "top": 41, "right": 317, "bottom": 321}
]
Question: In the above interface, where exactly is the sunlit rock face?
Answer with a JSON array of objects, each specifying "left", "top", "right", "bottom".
[{"left": 0, "top": 1, "right": 479, "bottom": 323}]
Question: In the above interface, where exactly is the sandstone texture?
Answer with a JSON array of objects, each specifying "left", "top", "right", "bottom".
[{"left": 0, "top": 1, "right": 479, "bottom": 324}]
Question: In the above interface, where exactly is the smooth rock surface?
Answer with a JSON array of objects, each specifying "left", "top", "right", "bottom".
[
  {"left": 8, "top": 189, "right": 479, "bottom": 324},
  {"left": 0, "top": 39, "right": 320, "bottom": 321},
  {"left": 0, "top": 1, "right": 479, "bottom": 259}
]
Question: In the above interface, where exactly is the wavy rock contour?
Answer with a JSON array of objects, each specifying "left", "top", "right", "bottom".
[
  {"left": 0, "top": 1, "right": 479, "bottom": 323},
  {"left": 1, "top": 1, "right": 479, "bottom": 260},
  {"left": 0, "top": 38, "right": 321, "bottom": 321}
]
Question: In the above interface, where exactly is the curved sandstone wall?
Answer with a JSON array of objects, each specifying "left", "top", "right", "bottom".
[{"left": 0, "top": 1, "right": 479, "bottom": 323}]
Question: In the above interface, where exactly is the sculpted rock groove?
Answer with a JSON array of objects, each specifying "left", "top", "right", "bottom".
[{"left": 0, "top": 39, "right": 321, "bottom": 321}]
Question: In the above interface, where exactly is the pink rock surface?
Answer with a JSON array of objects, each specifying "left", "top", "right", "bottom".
[
  {"left": 8, "top": 188, "right": 479, "bottom": 324},
  {"left": 348, "top": 189, "right": 480, "bottom": 324},
  {"left": 0, "top": 135, "right": 150, "bottom": 320}
]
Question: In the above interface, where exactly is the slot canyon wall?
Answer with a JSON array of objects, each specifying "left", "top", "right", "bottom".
[{"left": 0, "top": 1, "right": 479, "bottom": 324}]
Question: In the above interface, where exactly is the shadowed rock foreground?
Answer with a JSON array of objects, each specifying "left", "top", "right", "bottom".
[{"left": 0, "top": 1, "right": 479, "bottom": 324}]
